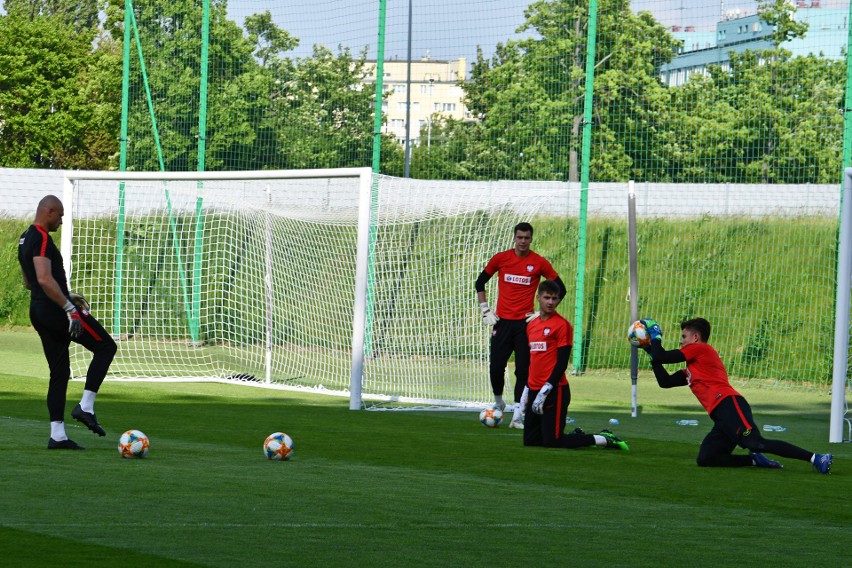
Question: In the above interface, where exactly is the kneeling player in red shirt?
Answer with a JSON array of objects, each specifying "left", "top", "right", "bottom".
[
  {"left": 523, "top": 280, "right": 628, "bottom": 451},
  {"left": 640, "top": 317, "right": 832, "bottom": 474}
]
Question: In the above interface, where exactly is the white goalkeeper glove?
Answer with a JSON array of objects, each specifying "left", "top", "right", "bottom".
[
  {"left": 69, "top": 292, "right": 90, "bottom": 313},
  {"left": 525, "top": 311, "right": 539, "bottom": 323},
  {"left": 480, "top": 302, "right": 499, "bottom": 326},
  {"left": 519, "top": 386, "right": 530, "bottom": 416},
  {"left": 532, "top": 383, "right": 553, "bottom": 415},
  {"left": 63, "top": 300, "right": 83, "bottom": 339}
]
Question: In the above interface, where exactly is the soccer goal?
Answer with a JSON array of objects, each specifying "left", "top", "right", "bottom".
[{"left": 63, "top": 170, "right": 571, "bottom": 409}]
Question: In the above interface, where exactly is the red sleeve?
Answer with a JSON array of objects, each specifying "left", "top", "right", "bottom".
[
  {"left": 483, "top": 252, "right": 502, "bottom": 276},
  {"left": 541, "top": 257, "right": 558, "bottom": 281}
]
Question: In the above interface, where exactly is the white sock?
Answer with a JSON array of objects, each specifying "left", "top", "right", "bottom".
[
  {"left": 512, "top": 406, "right": 523, "bottom": 421},
  {"left": 50, "top": 421, "right": 67, "bottom": 441},
  {"left": 593, "top": 435, "right": 607, "bottom": 447},
  {"left": 810, "top": 454, "right": 816, "bottom": 464},
  {"left": 79, "top": 390, "right": 97, "bottom": 413}
]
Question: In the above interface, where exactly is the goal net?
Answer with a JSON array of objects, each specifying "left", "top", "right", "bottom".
[{"left": 64, "top": 170, "right": 570, "bottom": 408}]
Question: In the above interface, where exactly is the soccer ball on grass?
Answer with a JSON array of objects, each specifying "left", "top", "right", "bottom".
[
  {"left": 479, "top": 408, "right": 504, "bottom": 428},
  {"left": 118, "top": 429, "right": 149, "bottom": 458},
  {"left": 263, "top": 432, "right": 294, "bottom": 461},
  {"left": 627, "top": 320, "right": 650, "bottom": 348}
]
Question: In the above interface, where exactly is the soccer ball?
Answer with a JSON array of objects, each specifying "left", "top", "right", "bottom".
[
  {"left": 263, "top": 432, "right": 294, "bottom": 461},
  {"left": 118, "top": 429, "right": 149, "bottom": 459},
  {"left": 479, "top": 408, "right": 504, "bottom": 428},
  {"left": 627, "top": 320, "right": 650, "bottom": 347}
]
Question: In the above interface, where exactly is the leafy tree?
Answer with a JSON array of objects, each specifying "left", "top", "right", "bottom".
[
  {"left": 432, "top": 0, "right": 679, "bottom": 181},
  {"left": 3, "top": 0, "right": 99, "bottom": 35},
  {"left": 0, "top": 13, "right": 120, "bottom": 168}
]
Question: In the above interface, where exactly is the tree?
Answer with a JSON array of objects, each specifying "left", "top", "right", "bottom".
[
  {"left": 0, "top": 13, "right": 120, "bottom": 169},
  {"left": 4, "top": 0, "right": 99, "bottom": 35},
  {"left": 432, "top": 0, "right": 679, "bottom": 181}
]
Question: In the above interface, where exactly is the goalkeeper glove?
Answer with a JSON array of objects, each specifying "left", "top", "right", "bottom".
[
  {"left": 518, "top": 386, "right": 530, "bottom": 415},
  {"left": 63, "top": 300, "right": 83, "bottom": 339},
  {"left": 532, "top": 383, "right": 553, "bottom": 415},
  {"left": 640, "top": 318, "right": 662, "bottom": 341},
  {"left": 69, "top": 292, "right": 90, "bottom": 313},
  {"left": 480, "top": 302, "right": 499, "bottom": 326},
  {"left": 525, "top": 311, "right": 540, "bottom": 323}
]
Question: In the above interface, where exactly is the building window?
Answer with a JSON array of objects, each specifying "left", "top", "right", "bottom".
[
  {"left": 398, "top": 102, "right": 407, "bottom": 111},
  {"left": 391, "top": 119, "right": 405, "bottom": 128},
  {"left": 412, "top": 102, "right": 420, "bottom": 111},
  {"left": 420, "top": 84, "right": 434, "bottom": 95},
  {"left": 442, "top": 103, "right": 456, "bottom": 112}
]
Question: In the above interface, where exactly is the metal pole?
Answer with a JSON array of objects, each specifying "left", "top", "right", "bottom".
[
  {"left": 403, "top": 0, "right": 413, "bottom": 178},
  {"left": 829, "top": 168, "right": 852, "bottom": 443},
  {"left": 628, "top": 181, "right": 639, "bottom": 417}
]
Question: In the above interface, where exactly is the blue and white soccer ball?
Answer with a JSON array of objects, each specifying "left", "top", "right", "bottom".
[
  {"left": 118, "top": 429, "right": 149, "bottom": 459},
  {"left": 263, "top": 432, "right": 294, "bottom": 461},
  {"left": 479, "top": 408, "right": 504, "bottom": 428}
]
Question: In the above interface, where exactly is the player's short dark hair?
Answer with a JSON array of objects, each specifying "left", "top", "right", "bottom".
[
  {"left": 514, "top": 222, "right": 533, "bottom": 236},
  {"left": 538, "top": 279, "right": 560, "bottom": 296},
  {"left": 681, "top": 318, "right": 711, "bottom": 342}
]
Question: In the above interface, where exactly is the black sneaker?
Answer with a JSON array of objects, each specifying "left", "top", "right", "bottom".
[
  {"left": 48, "top": 438, "right": 84, "bottom": 450},
  {"left": 570, "top": 427, "right": 586, "bottom": 435},
  {"left": 71, "top": 404, "right": 106, "bottom": 437}
]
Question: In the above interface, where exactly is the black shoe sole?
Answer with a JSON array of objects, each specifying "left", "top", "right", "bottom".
[
  {"left": 71, "top": 405, "right": 106, "bottom": 437},
  {"left": 48, "top": 438, "right": 84, "bottom": 450}
]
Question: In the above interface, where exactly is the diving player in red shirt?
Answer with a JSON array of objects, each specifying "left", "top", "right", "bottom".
[
  {"left": 641, "top": 317, "right": 832, "bottom": 473},
  {"left": 522, "top": 280, "right": 628, "bottom": 451},
  {"left": 475, "top": 223, "right": 565, "bottom": 428}
]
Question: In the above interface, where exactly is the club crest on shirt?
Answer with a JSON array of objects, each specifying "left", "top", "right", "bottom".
[
  {"left": 526, "top": 264, "right": 534, "bottom": 273},
  {"left": 529, "top": 341, "right": 547, "bottom": 352},
  {"left": 543, "top": 328, "right": 551, "bottom": 336}
]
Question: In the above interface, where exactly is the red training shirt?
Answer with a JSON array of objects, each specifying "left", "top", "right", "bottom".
[
  {"left": 526, "top": 313, "right": 573, "bottom": 390},
  {"left": 483, "top": 249, "right": 558, "bottom": 320},
  {"left": 680, "top": 342, "right": 741, "bottom": 414}
]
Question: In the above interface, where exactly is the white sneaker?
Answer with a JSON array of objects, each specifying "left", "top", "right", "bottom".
[{"left": 509, "top": 419, "right": 524, "bottom": 429}]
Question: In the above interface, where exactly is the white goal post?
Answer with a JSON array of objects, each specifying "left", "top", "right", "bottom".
[{"left": 62, "top": 169, "right": 571, "bottom": 409}]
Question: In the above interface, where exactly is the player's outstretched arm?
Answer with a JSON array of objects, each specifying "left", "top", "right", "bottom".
[
  {"left": 645, "top": 339, "right": 686, "bottom": 365},
  {"left": 651, "top": 362, "right": 688, "bottom": 388}
]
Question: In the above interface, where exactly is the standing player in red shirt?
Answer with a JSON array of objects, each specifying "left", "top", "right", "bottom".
[
  {"left": 640, "top": 317, "right": 832, "bottom": 473},
  {"left": 523, "top": 280, "right": 629, "bottom": 450},
  {"left": 476, "top": 223, "right": 565, "bottom": 429}
]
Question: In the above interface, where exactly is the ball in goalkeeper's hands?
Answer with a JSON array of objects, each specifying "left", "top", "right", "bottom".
[{"left": 627, "top": 320, "right": 650, "bottom": 347}]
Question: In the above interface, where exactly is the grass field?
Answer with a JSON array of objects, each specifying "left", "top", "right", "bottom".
[{"left": 0, "top": 328, "right": 849, "bottom": 567}]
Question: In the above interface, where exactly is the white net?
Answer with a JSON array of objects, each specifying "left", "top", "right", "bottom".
[
  {"left": 67, "top": 171, "right": 572, "bottom": 407},
  {"left": 68, "top": 173, "right": 363, "bottom": 393}
]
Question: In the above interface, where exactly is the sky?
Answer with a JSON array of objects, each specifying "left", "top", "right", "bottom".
[{"left": 223, "top": 0, "right": 850, "bottom": 65}]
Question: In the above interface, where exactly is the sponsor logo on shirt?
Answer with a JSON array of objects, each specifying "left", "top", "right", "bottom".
[
  {"left": 504, "top": 273, "right": 531, "bottom": 285},
  {"left": 530, "top": 341, "right": 547, "bottom": 352}
]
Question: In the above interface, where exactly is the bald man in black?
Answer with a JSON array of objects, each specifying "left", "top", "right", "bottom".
[{"left": 18, "top": 195, "right": 117, "bottom": 449}]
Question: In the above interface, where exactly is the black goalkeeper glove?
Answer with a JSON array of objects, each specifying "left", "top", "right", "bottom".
[{"left": 63, "top": 300, "right": 83, "bottom": 339}]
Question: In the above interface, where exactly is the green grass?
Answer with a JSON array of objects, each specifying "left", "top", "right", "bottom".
[{"left": 0, "top": 329, "right": 849, "bottom": 567}]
